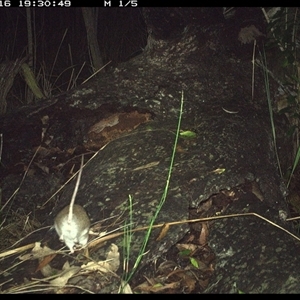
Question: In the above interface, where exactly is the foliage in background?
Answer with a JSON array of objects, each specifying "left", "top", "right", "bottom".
[
  {"left": 262, "top": 7, "right": 300, "bottom": 185},
  {"left": 260, "top": 45, "right": 283, "bottom": 179},
  {"left": 0, "top": 8, "right": 147, "bottom": 112}
]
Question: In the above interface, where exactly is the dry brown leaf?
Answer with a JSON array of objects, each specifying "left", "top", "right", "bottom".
[
  {"left": 89, "top": 114, "right": 120, "bottom": 134},
  {"left": 199, "top": 222, "right": 209, "bottom": 246},
  {"left": 82, "top": 261, "right": 111, "bottom": 273},
  {"left": 19, "top": 242, "right": 56, "bottom": 261},
  {"left": 185, "top": 234, "right": 196, "bottom": 243},
  {"left": 238, "top": 25, "right": 265, "bottom": 44},
  {"left": 178, "top": 272, "right": 196, "bottom": 292},
  {"left": 38, "top": 261, "right": 60, "bottom": 278},
  {"left": 105, "top": 243, "right": 120, "bottom": 272},
  {"left": 135, "top": 281, "right": 180, "bottom": 293},
  {"left": 82, "top": 243, "right": 119, "bottom": 273},
  {"left": 176, "top": 144, "right": 187, "bottom": 153},
  {"left": 251, "top": 181, "right": 264, "bottom": 202},
  {"left": 176, "top": 243, "right": 197, "bottom": 252},
  {"left": 148, "top": 281, "right": 180, "bottom": 293},
  {"left": 118, "top": 280, "right": 133, "bottom": 294},
  {"left": 20, "top": 243, "right": 60, "bottom": 280},
  {"left": 197, "top": 198, "right": 212, "bottom": 214},
  {"left": 36, "top": 253, "right": 57, "bottom": 273},
  {"left": 49, "top": 265, "right": 81, "bottom": 287},
  {"left": 156, "top": 223, "right": 170, "bottom": 241}
]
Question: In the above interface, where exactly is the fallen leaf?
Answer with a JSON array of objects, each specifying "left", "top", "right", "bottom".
[
  {"left": 49, "top": 266, "right": 81, "bottom": 287},
  {"left": 199, "top": 222, "right": 209, "bottom": 246},
  {"left": 238, "top": 25, "right": 265, "bottom": 44},
  {"left": 183, "top": 274, "right": 196, "bottom": 292},
  {"left": 156, "top": 223, "right": 170, "bottom": 241},
  {"left": 118, "top": 280, "right": 133, "bottom": 294},
  {"left": 177, "top": 243, "right": 197, "bottom": 253},
  {"left": 135, "top": 280, "right": 180, "bottom": 293},
  {"left": 105, "top": 243, "right": 120, "bottom": 272},
  {"left": 82, "top": 243, "right": 120, "bottom": 273},
  {"left": 36, "top": 253, "right": 57, "bottom": 273},
  {"left": 19, "top": 242, "right": 56, "bottom": 261}
]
